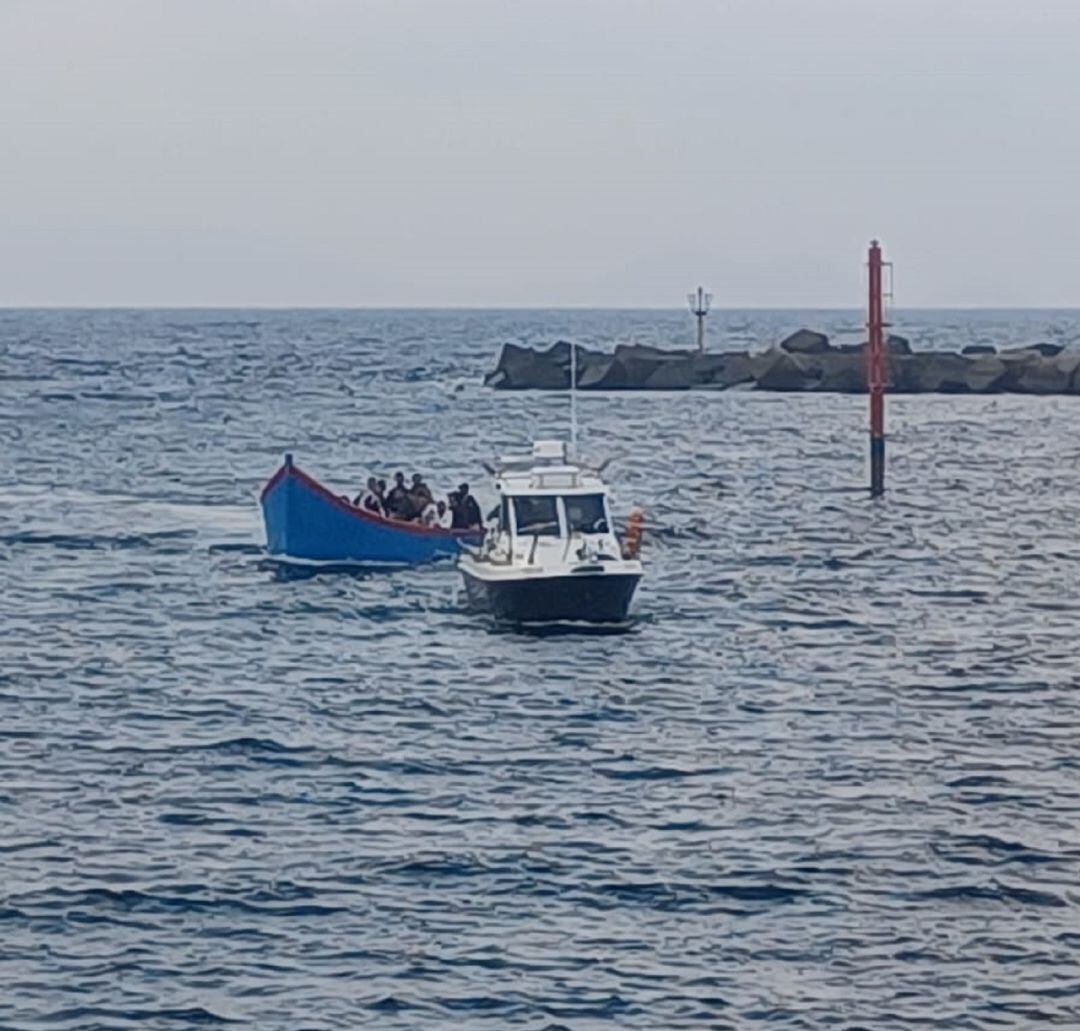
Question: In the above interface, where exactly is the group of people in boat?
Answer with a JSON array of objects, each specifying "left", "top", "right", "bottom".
[{"left": 354, "top": 471, "right": 482, "bottom": 530}]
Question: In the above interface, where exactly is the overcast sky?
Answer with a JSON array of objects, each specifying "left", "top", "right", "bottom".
[{"left": 2, "top": 0, "right": 1078, "bottom": 307}]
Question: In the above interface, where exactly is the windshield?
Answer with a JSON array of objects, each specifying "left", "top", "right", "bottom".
[
  {"left": 564, "top": 493, "right": 609, "bottom": 534},
  {"left": 512, "top": 495, "right": 560, "bottom": 537}
]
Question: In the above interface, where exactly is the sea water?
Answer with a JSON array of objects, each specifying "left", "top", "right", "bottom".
[{"left": 3, "top": 307, "right": 1080, "bottom": 1028}]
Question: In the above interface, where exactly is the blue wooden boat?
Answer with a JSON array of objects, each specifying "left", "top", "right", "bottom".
[{"left": 260, "top": 454, "right": 482, "bottom": 566}]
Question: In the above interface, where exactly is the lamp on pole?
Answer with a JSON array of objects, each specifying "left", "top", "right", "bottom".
[{"left": 687, "top": 286, "right": 712, "bottom": 354}]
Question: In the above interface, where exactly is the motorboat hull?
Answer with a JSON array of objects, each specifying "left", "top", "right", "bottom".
[
  {"left": 261, "top": 457, "right": 481, "bottom": 566},
  {"left": 460, "top": 566, "right": 641, "bottom": 624}
]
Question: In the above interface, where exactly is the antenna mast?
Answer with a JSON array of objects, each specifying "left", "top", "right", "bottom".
[{"left": 569, "top": 340, "right": 578, "bottom": 456}]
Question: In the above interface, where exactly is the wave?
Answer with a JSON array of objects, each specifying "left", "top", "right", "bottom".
[{"left": 1, "top": 529, "right": 196, "bottom": 550}]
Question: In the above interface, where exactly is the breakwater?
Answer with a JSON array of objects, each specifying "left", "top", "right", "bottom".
[{"left": 485, "top": 329, "right": 1080, "bottom": 393}]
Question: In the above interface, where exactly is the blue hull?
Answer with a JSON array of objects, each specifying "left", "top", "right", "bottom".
[{"left": 261, "top": 458, "right": 481, "bottom": 565}]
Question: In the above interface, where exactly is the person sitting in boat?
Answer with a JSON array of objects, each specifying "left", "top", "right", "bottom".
[
  {"left": 354, "top": 476, "right": 383, "bottom": 515},
  {"left": 421, "top": 498, "right": 453, "bottom": 529},
  {"left": 450, "top": 483, "right": 482, "bottom": 530},
  {"left": 385, "top": 471, "right": 415, "bottom": 521},
  {"left": 409, "top": 473, "right": 433, "bottom": 514}
]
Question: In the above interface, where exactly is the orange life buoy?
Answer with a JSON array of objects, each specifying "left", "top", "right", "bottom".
[{"left": 622, "top": 509, "right": 644, "bottom": 559}]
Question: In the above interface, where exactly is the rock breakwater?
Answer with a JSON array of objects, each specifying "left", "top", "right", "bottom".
[{"left": 484, "top": 331, "right": 1078, "bottom": 394}]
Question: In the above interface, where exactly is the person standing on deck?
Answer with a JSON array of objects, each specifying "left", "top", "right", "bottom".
[
  {"left": 451, "top": 483, "right": 482, "bottom": 530},
  {"left": 409, "top": 473, "right": 433, "bottom": 516},
  {"left": 385, "top": 472, "right": 414, "bottom": 521}
]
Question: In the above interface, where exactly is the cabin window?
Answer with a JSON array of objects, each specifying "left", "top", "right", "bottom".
[
  {"left": 564, "top": 493, "right": 609, "bottom": 534},
  {"left": 512, "top": 495, "right": 560, "bottom": 537},
  {"left": 499, "top": 496, "right": 511, "bottom": 531}
]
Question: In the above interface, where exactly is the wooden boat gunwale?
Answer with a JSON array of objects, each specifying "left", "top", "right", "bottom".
[{"left": 261, "top": 459, "right": 481, "bottom": 542}]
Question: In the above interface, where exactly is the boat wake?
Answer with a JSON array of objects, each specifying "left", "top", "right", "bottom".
[
  {"left": 257, "top": 556, "right": 415, "bottom": 581},
  {"left": 484, "top": 615, "right": 642, "bottom": 638}
]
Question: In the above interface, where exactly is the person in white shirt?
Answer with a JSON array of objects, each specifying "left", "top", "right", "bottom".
[
  {"left": 353, "top": 476, "right": 383, "bottom": 516},
  {"left": 422, "top": 499, "right": 453, "bottom": 529}
]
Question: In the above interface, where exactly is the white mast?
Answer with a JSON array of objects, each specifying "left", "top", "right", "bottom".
[{"left": 569, "top": 340, "right": 578, "bottom": 456}]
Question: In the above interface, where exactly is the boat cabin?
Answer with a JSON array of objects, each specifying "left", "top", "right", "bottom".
[
  {"left": 482, "top": 440, "right": 622, "bottom": 565},
  {"left": 495, "top": 489, "right": 610, "bottom": 540}
]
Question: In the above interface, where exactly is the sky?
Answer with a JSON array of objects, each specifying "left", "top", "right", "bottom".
[{"left": 1, "top": 0, "right": 1079, "bottom": 308}]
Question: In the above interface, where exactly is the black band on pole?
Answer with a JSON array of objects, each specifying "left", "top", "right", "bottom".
[{"left": 870, "top": 436, "right": 885, "bottom": 497}]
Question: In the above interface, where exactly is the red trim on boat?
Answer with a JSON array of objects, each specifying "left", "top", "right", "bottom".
[
  {"left": 259, "top": 460, "right": 481, "bottom": 540},
  {"left": 259, "top": 463, "right": 289, "bottom": 503}
]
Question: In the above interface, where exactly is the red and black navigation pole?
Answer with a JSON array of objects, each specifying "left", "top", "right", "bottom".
[{"left": 867, "top": 239, "right": 887, "bottom": 497}]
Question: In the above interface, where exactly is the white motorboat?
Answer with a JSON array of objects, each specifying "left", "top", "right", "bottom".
[{"left": 458, "top": 440, "right": 643, "bottom": 624}]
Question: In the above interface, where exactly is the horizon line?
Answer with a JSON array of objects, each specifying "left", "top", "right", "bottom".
[{"left": 4, "top": 304, "right": 1080, "bottom": 313}]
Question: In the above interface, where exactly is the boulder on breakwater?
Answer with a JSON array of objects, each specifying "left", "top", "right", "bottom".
[{"left": 482, "top": 330, "right": 1080, "bottom": 395}]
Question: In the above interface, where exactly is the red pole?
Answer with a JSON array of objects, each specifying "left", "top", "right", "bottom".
[{"left": 867, "top": 239, "right": 885, "bottom": 496}]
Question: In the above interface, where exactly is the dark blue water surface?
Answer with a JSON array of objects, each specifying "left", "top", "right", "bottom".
[{"left": 4, "top": 308, "right": 1080, "bottom": 1030}]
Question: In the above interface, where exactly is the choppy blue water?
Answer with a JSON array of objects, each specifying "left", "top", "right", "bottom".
[{"left": 4, "top": 307, "right": 1080, "bottom": 1029}]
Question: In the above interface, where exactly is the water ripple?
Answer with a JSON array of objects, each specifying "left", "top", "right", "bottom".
[{"left": 3, "top": 308, "right": 1080, "bottom": 1027}]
